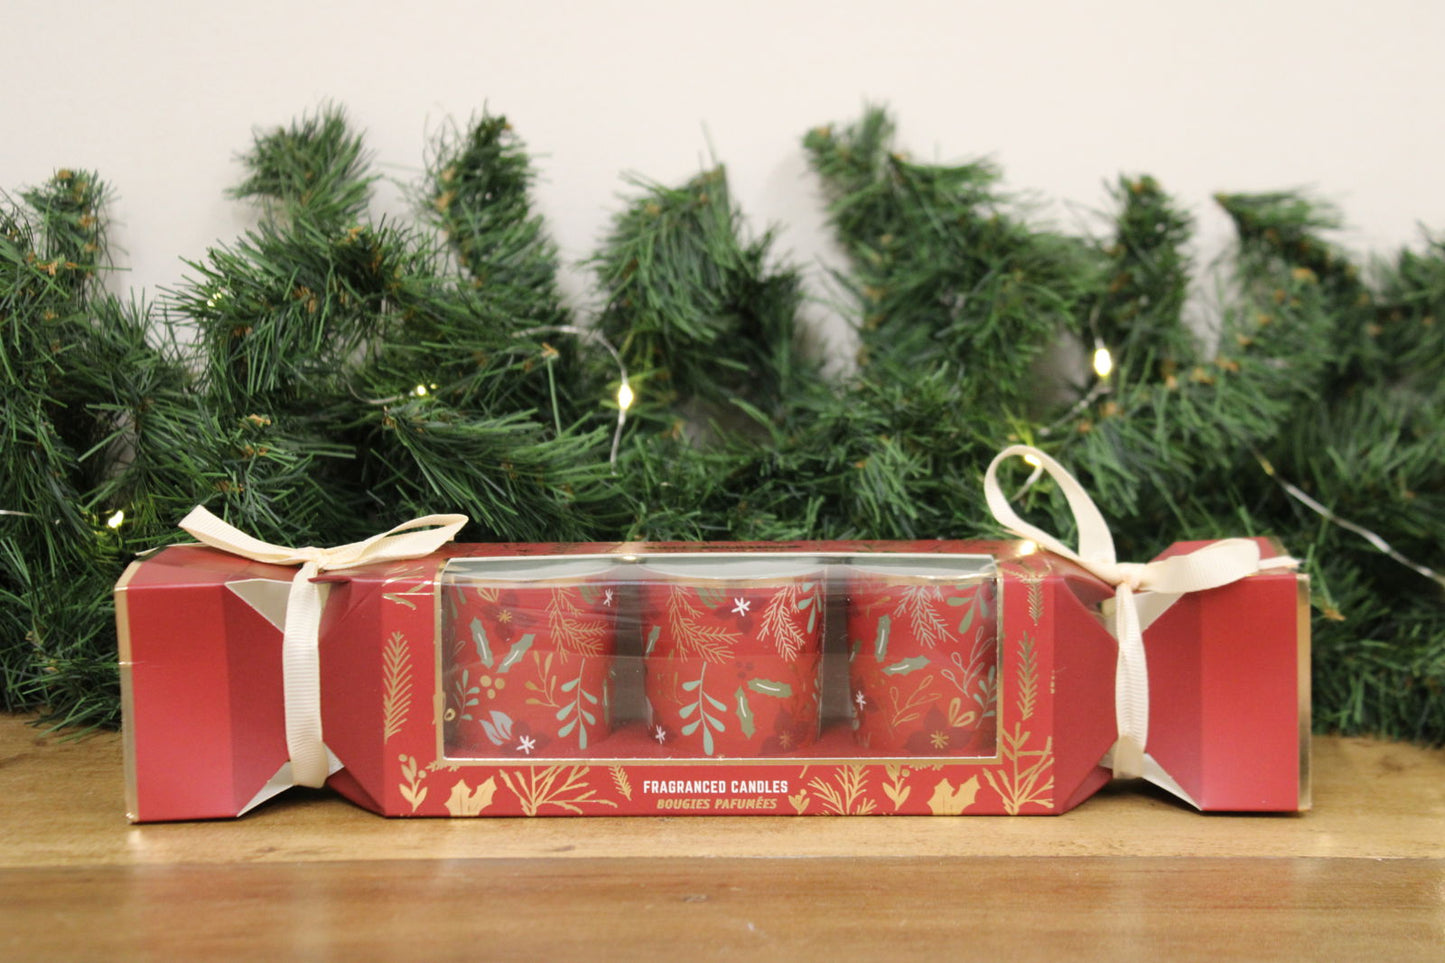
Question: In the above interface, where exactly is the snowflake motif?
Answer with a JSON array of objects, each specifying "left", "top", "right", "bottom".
[
  {"left": 653, "top": 725, "right": 667, "bottom": 744},
  {"left": 517, "top": 735, "right": 536, "bottom": 755},
  {"left": 929, "top": 730, "right": 950, "bottom": 750},
  {"left": 731, "top": 597, "right": 751, "bottom": 616},
  {"left": 854, "top": 690, "right": 868, "bottom": 710},
  {"left": 603, "top": 589, "right": 615, "bottom": 607}
]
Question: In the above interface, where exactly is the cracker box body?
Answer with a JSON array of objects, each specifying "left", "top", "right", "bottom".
[{"left": 116, "top": 539, "right": 1308, "bottom": 821}]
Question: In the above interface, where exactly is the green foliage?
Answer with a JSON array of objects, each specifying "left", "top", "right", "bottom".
[
  {"left": 594, "top": 166, "right": 812, "bottom": 418},
  {"left": 0, "top": 171, "right": 199, "bottom": 728},
  {"left": 424, "top": 113, "right": 569, "bottom": 329},
  {"left": 804, "top": 109, "right": 1100, "bottom": 408},
  {"left": 231, "top": 105, "right": 376, "bottom": 229},
  {"left": 1, "top": 103, "right": 1441, "bottom": 745},
  {"left": 169, "top": 106, "right": 620, "bottom": 545}
]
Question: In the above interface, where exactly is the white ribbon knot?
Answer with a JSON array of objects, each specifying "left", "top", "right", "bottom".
[
  {"left": 179, "top": 506, "right": 468, "bottom": 788},
  {"left": 983, "top": 445, "right": 1298, "bottom": 780}
]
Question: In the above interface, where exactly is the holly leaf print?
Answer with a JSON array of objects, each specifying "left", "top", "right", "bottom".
[
  {"left": 882, "top": 656, "right": 930, "bottom": 675},
  {"left": 497, "top": 633, "right": 534, "bottom": 674},
  {"left": 445, "top": 776, "right": 499, "bottom": 817},
  {"left": 471, "top": 618, "right": 496, "bottom": 668},
  {"left": 873, "top": 615, "right": 891, "bottom": 662},
  {"left": 747, "top": 679, "right": 793, "bottom": 698},
  {"left": 734, "top": 686, "right": 756, "bottom": 738},
  {"left": 927, "top": 776, "right": 980, "bottom": 815}
]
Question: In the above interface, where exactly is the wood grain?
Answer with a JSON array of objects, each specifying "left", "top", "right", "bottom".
[
  {"left": 2, "top": 714, "right": 1442, "bottom": 959},
  {"left": 5, "top": 857, "right": 1442, "bottom": 960}
]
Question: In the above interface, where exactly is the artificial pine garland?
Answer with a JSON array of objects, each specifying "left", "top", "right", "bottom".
[{"left": 0, "top": 104, "right": 1440, "bottom": 743}]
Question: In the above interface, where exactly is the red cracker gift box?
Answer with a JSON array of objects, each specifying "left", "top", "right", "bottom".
[{"left": 117, "top": 527, "right": 1309, "bottom": 821}]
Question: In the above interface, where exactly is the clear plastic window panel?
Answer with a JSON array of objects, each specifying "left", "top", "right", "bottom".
[{"left": 439, "top": 553, "right": 999, "bottom": 761}]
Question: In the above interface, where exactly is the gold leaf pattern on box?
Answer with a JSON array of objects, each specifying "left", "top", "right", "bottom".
[
  {"left": 927, "top": 775, "right": 980, "bottom": 815},
  {"left": 444, "top": 776, "right": 498, "bottom": 816},
  {"left": 381, "top": 632, "right": 412, "bottom": 742},
  {"left": 807, "top": 765, "right": 876, "bottom": 815},
  {"left": 665, "top": 584, "right": 740, "bottom": 663},
  {"left": 497, "top": 765, "right": 619, "bottom": 817}
]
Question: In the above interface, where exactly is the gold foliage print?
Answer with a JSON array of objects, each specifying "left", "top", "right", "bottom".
[
  {"left": 498, "top": 765, "right": 620, "bottom": 817},
  {"left": 981, "top": 724, "right": 1054, "bottom": 815},
  {"left": 383, "top": 566, "right": 435, "bottom": 610},
  {"left": 524, "top": 652, "right": 563, "bottom": 711},
  {"left": 926, "top": 775, "right": 980, "bottom": 815},
  {"left": 757, "top": 580, "right": 819, "bottom": 659},
  {"left": 445, "top": 776, "right": 499, "bottom": 816},
  {"left": 381, "top": 632, "right": 412, "bottom": 742},
  {"left": 882, "top": 671, "right": 936, "bottom": 734},
  {"left": 610, "top": 766, "right": 633, "bottom": 801},
  {"left": 882, "top": 763, "right": 911, "bottom": 811},
  {"left": 398, "top": 754, "right": 428, "bottom": 812},
  {"left": 1015, "top": 634, "right": 1039, "bottom": 721},
  {"left": 547, "top": 588, "right": 608, "bottom": 657},
  {"left": 895, "top": 583, "right": 951, "bottom": 649},
  {"left": 1001, "top": 560, "right": 1048, "bottom": 625},
  {"left": 1025, "top": 575, "right": 1045, "bottom": 625},
  {"left": 807, "top": 765, "right": 877, "bottom": 815},
  {"left": 665, "top": 584, "right": 741, "bottom": 663}
]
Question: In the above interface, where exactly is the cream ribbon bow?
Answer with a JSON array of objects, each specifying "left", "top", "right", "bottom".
[
  {"left": 983, "top": 445, "right": 1297, "bottom": 780},
  {"left": 179, "top": 506, "right": 468, "bottom": 788}
]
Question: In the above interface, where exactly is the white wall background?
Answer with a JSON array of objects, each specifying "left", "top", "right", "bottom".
[{"left": 5, "top": 0, "right": 1445, "bottom": 342}]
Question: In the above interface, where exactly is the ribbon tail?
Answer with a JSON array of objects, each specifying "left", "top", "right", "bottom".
[
  {"left": 1110, "top": 584, "right": 1148, "bottom": 780},
  {"left": 283, "top": 560, "right": 331, "bottom": 788}
]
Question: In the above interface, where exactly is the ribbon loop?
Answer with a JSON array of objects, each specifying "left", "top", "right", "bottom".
[
  {"left": 984, "top": 445, "right": 1297, "bottom": 780},
  {"left": 178, "top": 506, "right": 467, "bottom": 787}
]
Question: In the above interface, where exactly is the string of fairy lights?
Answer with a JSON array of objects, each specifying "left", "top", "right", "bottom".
[
  {"left": 1011, "top": 338, "right": 1445, "bottom": 590},
  {"left": 8, "top": 315, "right": 1441, "bottom": 595}
]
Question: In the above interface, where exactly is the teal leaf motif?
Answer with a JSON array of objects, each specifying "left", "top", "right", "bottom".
[
  {"left": 479, "top": 710, "right": 513, "bottom": 746},
  {"left": 955, "top": 595, "right": 977, "bottom": 635},
  {"left": 882, "top": 656, "right": 930, "bottom": 675},
  {"left": 497, "top": 633, "right": 533, "bottom": 673},
  {"left": 471, "top": 618, "right": 494, "bottom": 668},
  {"left": 874, "top": 615, "right": 891, "bottom": 662},
  {"left": 735, "top": 686, "right": 756, "bottom": 738}
]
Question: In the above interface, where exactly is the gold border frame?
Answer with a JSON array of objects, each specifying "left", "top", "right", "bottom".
[
  {"left": 114, "top": 559, "right": 145, "bottom": 823},
  {"left": 432, "top": 550, "right": 1007, "bottom": 769}
]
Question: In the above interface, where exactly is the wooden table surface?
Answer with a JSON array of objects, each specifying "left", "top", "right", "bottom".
[{"left": 2, "top": 714, "right": 1441, "bottom": 961}]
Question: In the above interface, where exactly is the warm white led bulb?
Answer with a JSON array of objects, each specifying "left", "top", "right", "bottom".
[
  {"left": 412, "top": 384, "right": 429, "bottom": 397},
  {"left": 1023, "top": 453, "right": 1042, "bottom": 468},
  {"left": 617, "top": 382, "right": 635, "bottom": 411},
  {"left": 1092, "top": 345, "right": 1114, "bottom": 379},
  {"left": 106, "top": 510, "right": 125, "bottom": 530}
]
